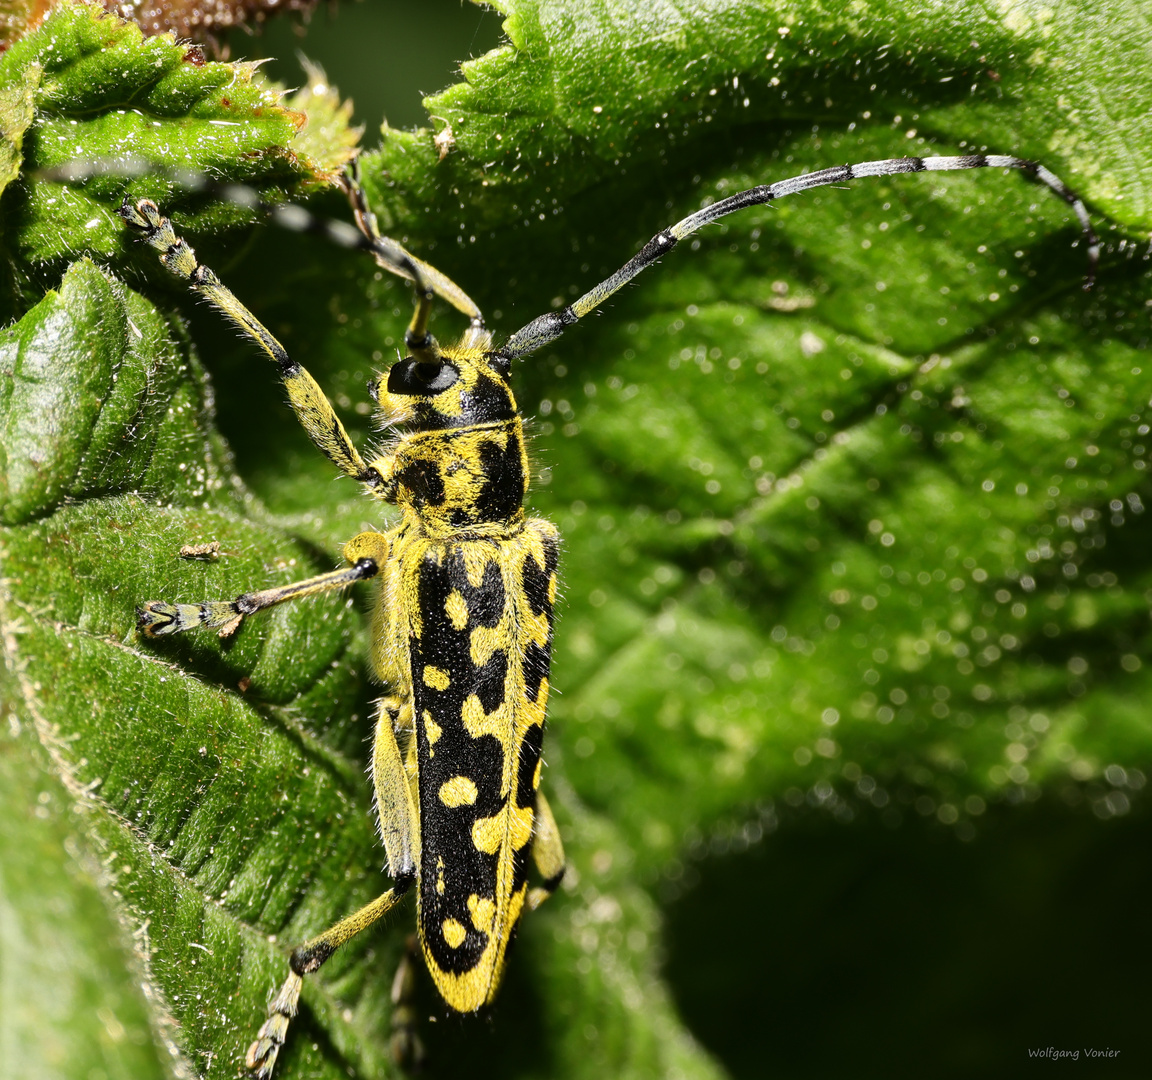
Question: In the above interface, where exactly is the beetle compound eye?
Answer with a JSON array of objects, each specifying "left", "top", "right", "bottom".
[
  {"left": 387, "top": 358, "right": 460, "bottom": 396},
  {"left": 419, "top": 361, "right": 457, "bottom": 390}
]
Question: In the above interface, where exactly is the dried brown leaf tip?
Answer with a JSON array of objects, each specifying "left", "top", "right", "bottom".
[
  {"left": 0, "top": 0, "right": 55, "bottom": 52},
  {"left": 99, "top": 0, "right": 321, "bottom": 54}
]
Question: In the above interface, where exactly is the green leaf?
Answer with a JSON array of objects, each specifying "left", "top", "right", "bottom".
[
  {"left": 0, "top": 718, "right": 174, "bottom": 1080},
  {"left": 0, "top": 0, "right": 354, "bottom": 289},
  {"left": 2, "top": 0, "right": 1150, "bottom": 1078},
  {"left": 0, "top": 56, "right": 38, "bottom": 199}
]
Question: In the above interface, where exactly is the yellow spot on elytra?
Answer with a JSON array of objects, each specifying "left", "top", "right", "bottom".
[
  {"left": 532, "top": 758, "right": 542, "bottom": 790},
  {"left": 519, "top": 677, "right": 548, "bottom": 730},
  {"left": 548, "top": 572, "right": 557, "bottom": 605},
  {"left": 462, "top": 692, "right": 511, "bottom": 744},
  {"left": 470, "top": 805, "right": 534, "bottom": 855},
  {"left": 439, "top": 775, "right": 479, "bottom": 807},
  {"left": 424, "top": 710, "right": 442, "bottom": 755},
  {"left": 442, "top": 918, "right": 467, "bottom": 949},
  {"left": 470, "top": 625, "right": 503, "bottom": 667},
  {"left": 471, "top": 814, "right": 504, "bottom": 854},
  {"left": 462, "top": 547, "right": 492, "bottom": 588},
  {"left": 510, "top": 803, "right": 534, "bottom": 850},
  {"left": 423, "top": 665, "right": 450, "bottom": 690},
  {"left": 445, "top": 589, "right": 469, "bottom": 631},
  {"left": 523, "top": 533, "right": 549, "bottom": 581},
  {"left": 525, "top": 609, "right": 549, "bottom": 649},
  {"left": 467, "top": 894, "right": 495, "bottom": 935}
]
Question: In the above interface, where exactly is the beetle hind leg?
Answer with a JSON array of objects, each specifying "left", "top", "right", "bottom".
[
  {"left": 244, "top": 970, "right": 302, "bottom": 1080},
  {"left": 527, "top": 789, "right": 566, "bottom": 911},
  {"left": 246, "top": 878, "right": 414, "bottom": 1078}
]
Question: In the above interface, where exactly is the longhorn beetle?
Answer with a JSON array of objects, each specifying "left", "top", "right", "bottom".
[{"left": 123, "top": 152, "right": 1098, "bottom": 1077}]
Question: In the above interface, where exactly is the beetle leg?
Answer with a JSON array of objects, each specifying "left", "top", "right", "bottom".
[
  {"left": 137, "top": 531, "right": 388, "bottom": 639},
  {"left": 527, "top": 789, "right": 566, "bottom": 911},
  {"left": 245, "top": 873, "right": 416, "bottom": 1079},
  {"left": 137, "top": 558, "right": 379, "bottom": 639}
]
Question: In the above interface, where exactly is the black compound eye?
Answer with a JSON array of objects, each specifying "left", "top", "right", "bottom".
[{"left": 387, "top": 358, "right": 460, "bottom": 396}]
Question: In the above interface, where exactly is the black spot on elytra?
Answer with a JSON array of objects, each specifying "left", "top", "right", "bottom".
[
  {"left": 516, "top": 721, "right": 545, "bottom": 813},
  {"left": 523, "top": 641, "right": 550, "bottom": 703},
  {"left": 446, "top": 552, "right": 504, "bottom": 627},
  {"left": 521, "top": 549, "right": 553, "bottom": 618},
  {"left": 510, "top": 720, "right": 545, "bottom": 895},
  {"left": 475, "top": 649, "right": 508, "bottom": 714}
]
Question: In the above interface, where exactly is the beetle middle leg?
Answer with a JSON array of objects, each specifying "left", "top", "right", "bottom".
[
  {"left": 245, "top": 873, "right": 416, "bottom": 1079},
  {"left": 248, "top": 681, "right": 419, "bottom": 1078},
  {"left": 137, "top": 531, "right": 389, "bottom": 638}
]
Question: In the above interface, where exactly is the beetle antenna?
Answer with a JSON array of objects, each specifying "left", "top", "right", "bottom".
[{"left": 500, "top": 153, "right": 1100, "bottom": 361}]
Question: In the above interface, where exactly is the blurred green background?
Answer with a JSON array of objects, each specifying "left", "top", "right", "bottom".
[{"left": 230, "top": 0, "right": 505, "bottom": 130}]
